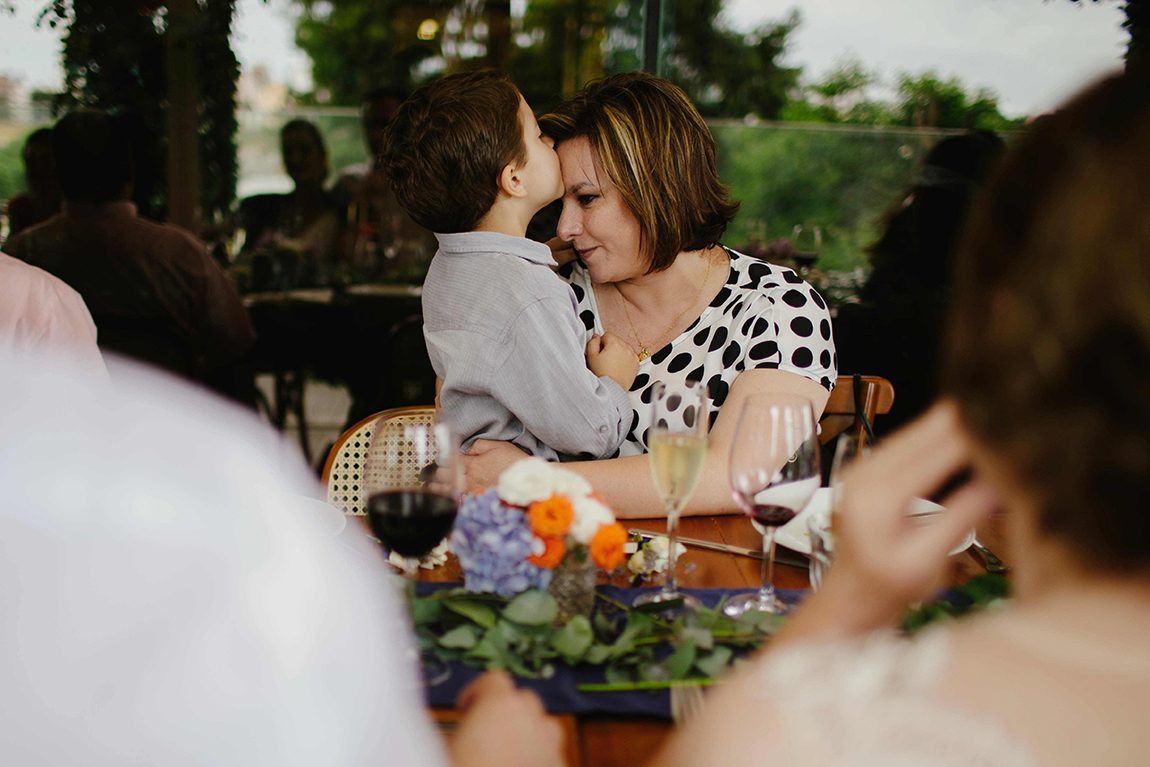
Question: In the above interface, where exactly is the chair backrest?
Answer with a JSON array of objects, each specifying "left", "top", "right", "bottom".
[
  {"left": 322, "top": 406, "right": 436, "bottom": 515},
  {"left": 818, "top": 376, "right": 895, "bottom": 450}
]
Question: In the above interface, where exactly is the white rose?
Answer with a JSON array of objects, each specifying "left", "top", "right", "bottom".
[
  {"left": 569, "top": 495, "right": 615, "bottom": 544},
  {"left": 497, "top": 457, "right": 560, "bottom": 506},
  {"left": 497, "top": 458, "right": 594, "bottom": 507},
  {"left": 626, "top": 537, "right": 687, "bottom": 574},
  {"left": 546, "top": 466, "right": 592, "bottom": 499}
]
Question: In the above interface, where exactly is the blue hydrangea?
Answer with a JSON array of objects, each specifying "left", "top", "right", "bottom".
[{"left": 450, "top": 488, "right": 552, "bottom": 597}]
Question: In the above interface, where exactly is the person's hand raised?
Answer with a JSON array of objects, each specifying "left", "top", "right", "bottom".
[
  {"left": 586, "top": 331, "right": 639, "bottom": 392},
  {"left": 778, "top": 402, "right": 999, "bottom": 642},
  {"left": 452, "top": 671, "right": 566, "bottom": 767}
]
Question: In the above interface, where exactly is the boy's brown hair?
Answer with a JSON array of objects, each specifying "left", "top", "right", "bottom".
[
  {"left": 381, "top": 70, "right": 526, "bottom": 233},
  {"left": 539, "top": 72, "right": 739, "bottom": 273}
]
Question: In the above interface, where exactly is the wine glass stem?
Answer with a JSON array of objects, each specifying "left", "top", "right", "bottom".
[
  {"left": 663, "top": 501, "right": 681, "bottom": 597},
  {"left": 759, "top": 526, "right": 777, "bottom": 600}
]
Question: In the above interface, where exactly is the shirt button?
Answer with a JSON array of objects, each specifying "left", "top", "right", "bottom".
[{"left": 599, "top": 425, "right": 608, "bottom": 433}]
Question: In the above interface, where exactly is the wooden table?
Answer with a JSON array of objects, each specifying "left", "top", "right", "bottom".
[{"left": 422, "top": 511, "right": 1007, "bottom": 767}]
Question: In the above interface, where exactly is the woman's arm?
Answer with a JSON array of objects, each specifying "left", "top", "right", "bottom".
[{"left": 464, "top": 368, "right": 830, "bottom": 518}]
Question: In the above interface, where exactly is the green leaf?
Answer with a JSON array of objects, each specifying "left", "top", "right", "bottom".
[
  {"left": 551, "top": 615, "right": 594, "bottom": 663},
  {"left": 678, "top": 626, "right": 714, "bottom": 651},
  {"left": 503, "top": 591, "right": 558, "bottom": 626},
  {"left": 695, "top": 646, "right": 733, "bottom": 677},
  {"left": 663, "top": 641, "right": 697, "bottom": 680},
  {"left": 443, "top": 599, "right": 498, "bottom": 629},
  {"left": 466, "top": 627, "right": 503, "bottom": 661},
  {"left": 409, "top": 599, "right": 443, "bottom": 625},
  {"left": 584, "top": 644, "right": 612, "bottom": 665},
  {"left": 438, "top": 624, "right": 479, "bottom": 650}
]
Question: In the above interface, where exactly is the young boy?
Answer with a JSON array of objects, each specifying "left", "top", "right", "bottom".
[{"left": 382, "top": 70, "right": 637, "bottom": 460}]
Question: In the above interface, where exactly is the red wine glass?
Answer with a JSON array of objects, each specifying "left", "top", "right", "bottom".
[{"left": 725, "top": 394, "right": 821, "bottom": 618}]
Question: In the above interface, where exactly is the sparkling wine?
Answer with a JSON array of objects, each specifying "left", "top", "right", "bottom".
[
  {"left": 649, "top": 432, "right": 707, "bottom": 507},
  {"left": 367, "top": 490, "right": 457, "bottom": 559}
]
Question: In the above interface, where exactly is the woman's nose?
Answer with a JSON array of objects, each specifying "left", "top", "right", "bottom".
[{"left": 556, "top": 202, "right": 581, "bottom": 240}]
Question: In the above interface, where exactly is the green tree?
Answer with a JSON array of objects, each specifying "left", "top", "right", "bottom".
[
  {"left": 896, "top": 72, "right": 1023, "bottom": 130},
  {"left": 666, "top": 2, "right": 800, "bottom": 119},
  {"left": 34, "top": 0, "right": 239, "bottom": 219}
]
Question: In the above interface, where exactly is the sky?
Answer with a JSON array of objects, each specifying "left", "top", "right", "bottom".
[{"left": 0, "top": 0, "right": 1129, "bottom": 118}]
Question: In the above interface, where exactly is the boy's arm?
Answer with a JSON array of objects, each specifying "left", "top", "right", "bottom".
[{"left": 489, "top": 297, "right": 633, "bottom": 459}]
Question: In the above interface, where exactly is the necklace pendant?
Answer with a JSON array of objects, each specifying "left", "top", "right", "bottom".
[{"left": 638, "top": 349, "right": 649, "bottom": 362}]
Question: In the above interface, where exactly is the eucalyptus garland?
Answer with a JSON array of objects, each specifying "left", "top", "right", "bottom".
[
  {"left": 409, "top": 585, "right": 782, "bottom": 690},
  {"left": 409, "top": 572, "right": 1012, "bottom": 690}
]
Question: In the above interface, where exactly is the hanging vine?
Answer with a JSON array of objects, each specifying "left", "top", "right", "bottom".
[{"left": 35, "top": 0, "right": 239, "bottom": 222}]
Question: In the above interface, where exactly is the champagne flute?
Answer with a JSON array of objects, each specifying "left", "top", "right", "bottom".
[
  {"left": 633, "top": 380, "right": 708, "bottom": 614},
  {"left": 725, "top": 394, "right": 821, "bottom": 617},
  {"left": 363, "top": 415, "right": 462, "bottom": 685}
]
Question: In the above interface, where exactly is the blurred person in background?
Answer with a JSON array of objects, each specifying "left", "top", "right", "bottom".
[
  {"left": 0, "top": 250, "right": 107, "bottom": 379},
  {"left": 656, "top": 70, "right": 1150, "bottom": 767},
  {"left": 2, "top": 109, "right": 255, "bottom": 395},
  {"left": 336, "top": 85, "right": 438, "bottom": 284},
  {"left": 2, "top": 128, "right": 62, "bottom": 245},
  {"left": 238, "top": 119, "right": 342, "bottom": 289},
  {"left": 0, "top": 350, "right": 563, "bottom": 767},
  {"left": 834, "top": 129, "right": 1006, "bottom": 435}
]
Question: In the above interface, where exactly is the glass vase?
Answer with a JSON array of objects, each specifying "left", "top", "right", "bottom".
[{"left": 547, "top": 555, "right": 597, "bottom": 623}]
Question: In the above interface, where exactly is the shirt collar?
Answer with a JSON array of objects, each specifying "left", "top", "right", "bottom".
[{"left": 435, "top": 231, "right": 556, "bottom": 267}]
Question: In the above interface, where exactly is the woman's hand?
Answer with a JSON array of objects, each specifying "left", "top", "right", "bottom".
[
  {"left": 462, "top": 440, "right": 529, "bottom": 493},
  {"left": 777, "top": 402, "right": 999, "bottom": 641},
  {"left": 547, "top": 235, "right": 577, "bottom": 266},
  {"left": 452, "top": 671, "right": 566, "bottom": 767}
]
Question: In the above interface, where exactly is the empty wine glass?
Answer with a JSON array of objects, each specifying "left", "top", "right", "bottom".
[
  {"left": 363, "top": 415, "right": 462, "bottom": 685},
  {"left": 726, "top": 394, "right": 821, "bottom": 617},
  {"left": 632, "top": 380, "right": 708, "bottom": 615}
]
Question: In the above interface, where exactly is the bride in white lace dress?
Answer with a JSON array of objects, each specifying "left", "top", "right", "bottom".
[{"left": 659, "top": 70, "right": 1150, "bottom": 767}]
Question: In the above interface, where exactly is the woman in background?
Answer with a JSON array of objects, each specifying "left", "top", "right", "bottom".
[{"left": 239, "top": 119, "right": 341, "bottom": 288}]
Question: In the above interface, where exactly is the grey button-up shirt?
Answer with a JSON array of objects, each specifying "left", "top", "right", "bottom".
[{"left": 423, "top": 231, "right": 632, "bottom": 460}]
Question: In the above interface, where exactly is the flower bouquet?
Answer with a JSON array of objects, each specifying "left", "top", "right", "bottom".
[{"left": 450, "top": 458, "right": 628, "bottom": 617}]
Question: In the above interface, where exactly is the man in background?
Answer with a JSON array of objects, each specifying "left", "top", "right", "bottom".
[{"left": 2, "top": 110, "right": 255, "bottom": 389}]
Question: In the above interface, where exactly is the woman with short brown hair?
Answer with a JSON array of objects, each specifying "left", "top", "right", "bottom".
[{"left": 463, "top": 73, "right": 837, "bottom": 517}]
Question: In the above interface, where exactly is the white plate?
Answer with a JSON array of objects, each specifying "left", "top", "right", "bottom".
[
  {"left": 287, "top": 495, "right": 348, "bottom": 538},
  {"left": 772, "top": 488, "right": 975, "bottom": 556}
]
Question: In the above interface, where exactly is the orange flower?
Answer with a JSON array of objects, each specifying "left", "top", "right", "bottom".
[
  {"left": 590, "top": 522, "right": 628, "bottom": 570},
  {"left": 527, "top": 536, "right": 567, "bottom": 569},
  {"left": 527, "top": 496, "right": 574, "bottom": 538}
]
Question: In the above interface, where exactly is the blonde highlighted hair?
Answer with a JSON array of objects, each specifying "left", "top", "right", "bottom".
[{"left": 540, "top": 73, "right": 739, "bottom": 272}]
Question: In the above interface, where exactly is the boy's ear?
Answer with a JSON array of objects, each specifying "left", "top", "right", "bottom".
[{"left": 496, "top": 162, "right": 529, "bottom": 199}]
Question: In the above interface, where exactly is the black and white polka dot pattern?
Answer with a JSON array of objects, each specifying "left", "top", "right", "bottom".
[{"left": 560, "top": 247, "right": 836, "bottom": 457}]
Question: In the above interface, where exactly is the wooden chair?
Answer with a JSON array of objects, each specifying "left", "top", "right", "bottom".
[
  {"left": 818, "top": 375, "right": 895, "bottom": 450},
  {"left": 321, "top": 406, "right": 436, "bottom": 514}
]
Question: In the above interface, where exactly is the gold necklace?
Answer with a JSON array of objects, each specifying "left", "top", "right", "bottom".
[{"left": 617, "top": 257, "right": 712, "bottom": 362}]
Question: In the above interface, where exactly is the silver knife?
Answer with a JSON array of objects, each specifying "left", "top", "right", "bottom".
[{"left": 628, "top": 528, "right": 810, "bottom": 569}]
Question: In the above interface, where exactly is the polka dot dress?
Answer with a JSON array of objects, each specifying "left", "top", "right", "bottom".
[{"left": 559, "top": 247, "right": 837, "bottom": 457}]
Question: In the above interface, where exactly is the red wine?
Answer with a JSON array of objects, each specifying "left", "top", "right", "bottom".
[
  {"left": 367, "top": 490, "right": 457, "bottom": 559},
  {"left": 749, "top": 503, "right": 798, "bottom": 527}
]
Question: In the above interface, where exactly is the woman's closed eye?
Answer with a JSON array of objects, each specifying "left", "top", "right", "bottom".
[{"left": 577, "top": 194, "right": 598, "bottom": 206}]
